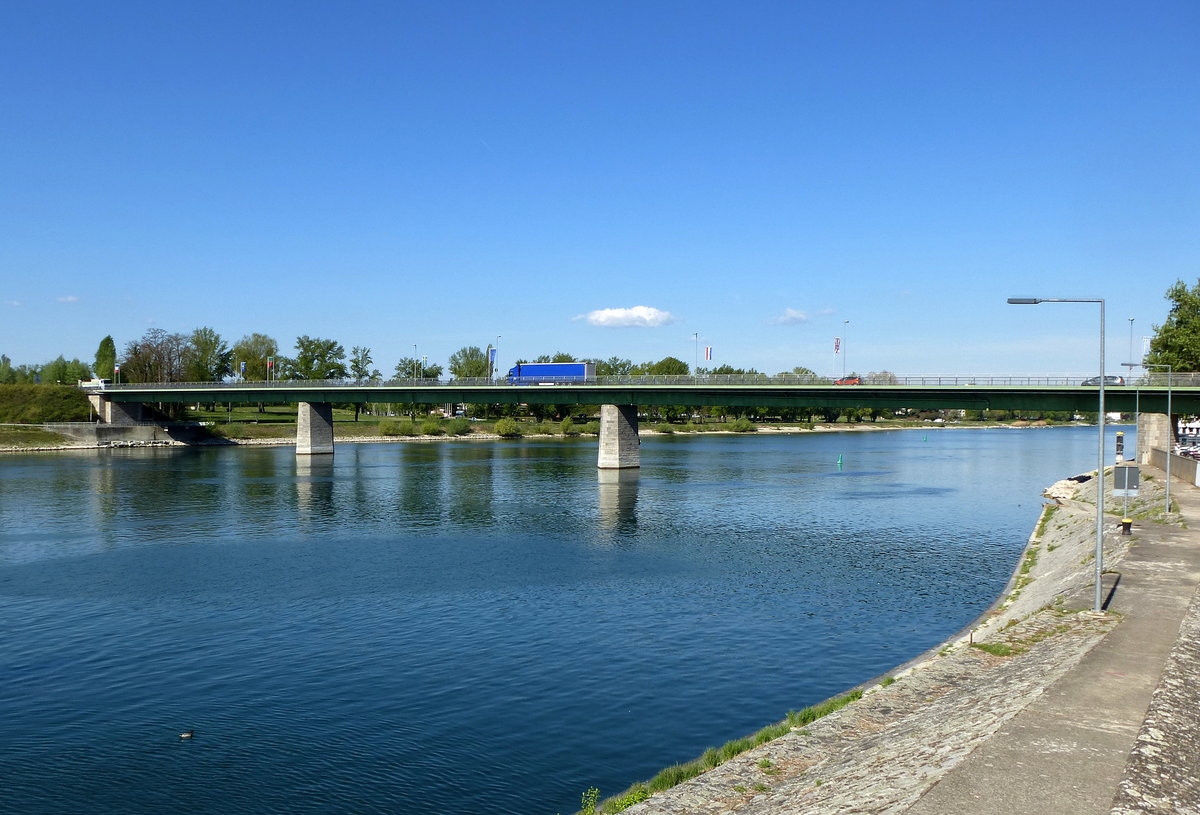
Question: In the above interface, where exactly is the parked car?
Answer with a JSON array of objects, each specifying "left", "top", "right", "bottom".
[
  {"left": 1081, "top": 375, "right": 1125, "bottom": 386},
  {"left": 834, "top": 374, "right": 862, "bottom": 385}
]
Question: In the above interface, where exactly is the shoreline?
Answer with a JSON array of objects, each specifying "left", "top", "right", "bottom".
[{"left": 0, "top": 418, "right": 1086, "bottom": 454}]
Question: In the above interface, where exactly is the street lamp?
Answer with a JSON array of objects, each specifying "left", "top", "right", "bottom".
[
  {"left": 1008, "top": 296, "right": 1107, "bottom": 612},
  {"left": 413, "top": 344, "right": 418, "bottom": 380}
]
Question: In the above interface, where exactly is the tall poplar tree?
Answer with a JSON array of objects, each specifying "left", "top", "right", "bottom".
[{"left": 94, "top": 335, "right": 117, "bottom": 380}]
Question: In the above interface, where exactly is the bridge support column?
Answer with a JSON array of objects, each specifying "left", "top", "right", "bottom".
[
  {"left": 297, "top": 402, "right": 334, "bottom": 455},
  {"left": 598, "top": 404, "right": 639, "bottom": 469},
  {"left": 92, "top": 395, "right": 144, "bottom": 425},
  {"left": 1137, "top": 412, "right": 1174, "bottom": 465}
]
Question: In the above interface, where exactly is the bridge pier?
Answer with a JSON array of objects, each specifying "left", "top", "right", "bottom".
[
  {"left": 1137, "top": 412, "right": 1175, "bottom": 465},
  {"left": 598, "top": 404, "right": 640, "bottom": 469},
  {"left": 297, "top": 402, "right": 334, "bottom": 455},
  {"left": 89, "top": 394, "right": 144, "bottom": 424}
]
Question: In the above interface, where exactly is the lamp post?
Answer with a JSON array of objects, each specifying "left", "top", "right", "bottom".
[
  {"left": 413, "top": 345, "right": 418, "bottom": 380},
  {"left": 1008, "top": 297, "right": 1107, "bottom": 612}
]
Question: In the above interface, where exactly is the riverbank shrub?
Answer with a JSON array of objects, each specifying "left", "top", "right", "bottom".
[
  {"left": 419, "top": 419, "right": 445, "bottom": 436},
  {"left": 379, "top": 419, "right": 418, "bottom": 436},
  {"left": 653, "top": 422, "right": 675, "bottom": 434},
  {"left": 494, "top": 418, "right": 522, "bottom": 437},
  {"left": 447, "top": 418, "right": 472, "bottom": 435},
  {"left": 560, "top": 418, "right": 578, "bottom": 436},
  {"left": 730, "top": 418, "right": 756, "bottom": 432},
  {"left": 0, "top": 384, "right": 91, "bottom": 423},
  {"left": 582, "top": 421, "right": 600, "bottom": 435}
]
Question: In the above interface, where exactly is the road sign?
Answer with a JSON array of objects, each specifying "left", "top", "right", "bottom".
[{"left": 1114, "top": 464, "right": 1140, "bottom": 497}]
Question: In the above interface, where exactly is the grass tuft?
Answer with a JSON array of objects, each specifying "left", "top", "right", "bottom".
[{"left": 591, "top": 690, "right": 863, "bottom": 813}]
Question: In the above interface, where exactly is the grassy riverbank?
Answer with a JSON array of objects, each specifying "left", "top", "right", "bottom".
[{"left": 0, "top": 425, "right": 75, "bottom": 448}]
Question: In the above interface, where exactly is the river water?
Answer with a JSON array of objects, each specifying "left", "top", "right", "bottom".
[{"left": 0, "top": 426, "right": 1126, "bottom": 814}]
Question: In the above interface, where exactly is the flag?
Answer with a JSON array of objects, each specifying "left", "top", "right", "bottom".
[
  {"left": 834, "top": 337, "right": 841, "bottom": 354},
  {"left": 704, "top": 346, "right": 712, "bottom": 361},
  {"left": 488, "top": 347, "right": 497, "bottom": 366}
]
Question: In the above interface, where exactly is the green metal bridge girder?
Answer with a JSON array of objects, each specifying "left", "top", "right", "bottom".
[{"left": 98, "top": 384, "right": 1189, "bottom": 413}]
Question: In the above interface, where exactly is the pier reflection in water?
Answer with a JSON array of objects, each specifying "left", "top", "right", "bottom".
[
  {"left": 0, "top": 427, "right": 1130, "bottom": 815},
  {"left": 597, "top": 468, "right": 640, "bottom": 533}
]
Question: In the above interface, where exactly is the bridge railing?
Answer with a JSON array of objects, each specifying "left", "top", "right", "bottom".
[{"left": 90, "top": 373, "right": 1200, "bottom": 390}]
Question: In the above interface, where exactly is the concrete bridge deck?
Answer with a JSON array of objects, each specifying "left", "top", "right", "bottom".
[
  {"left": 86, "top": 376, "right": 1192, "bottom": 466},
  {"left": 91, "top": 376, "right": 1193, "bottom": 413}
]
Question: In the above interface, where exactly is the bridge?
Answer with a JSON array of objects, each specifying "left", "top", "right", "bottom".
[{"left": 86, "top": 375, "right": 1194, "bottom": 467}]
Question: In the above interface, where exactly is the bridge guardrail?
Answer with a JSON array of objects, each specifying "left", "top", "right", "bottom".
[{"left": 91, "top": 373, "right": 1200, "bottom": 390}]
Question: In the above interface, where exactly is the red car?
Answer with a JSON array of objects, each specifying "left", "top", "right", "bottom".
[{"left": 834, "top": 375, "right": 862, "bottom": 385}]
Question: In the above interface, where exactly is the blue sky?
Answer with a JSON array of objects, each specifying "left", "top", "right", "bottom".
[{"left": 2, "top": 1, "right": 1197, "bottom": 378}]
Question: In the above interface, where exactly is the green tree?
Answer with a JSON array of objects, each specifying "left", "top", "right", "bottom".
[
  {"left": 392, "top": 357, "right": 443, "bottom": 380},
  {"left": 41, "top": 356, "right": 91, "bottom": 384},
  {"left": 0, "top": 354, "right": 13, "bottom": 384},
  {"left": 532, "top": 351, "right": 576, "bottom": 363},
  {"left": 1147, "top": 279, "right": 1200, "bottom": 371},
  {"left": 349, "top": 346, "right": 381, "bottom": 381},
  {"left": 448, "top": 346, "right": 488, "bottom": 379},
  {"left": 594, "top": 357, "right": 634, "bottom": 377},
  {"left": 345, "top": 346, "right": 382, "bottom": 421},
  {"left": 390, "top": 357, "right": 445, "bottom": 418},
  {"left": 705, "top": 364, "right": 746, "bottom": 376},
  {"left": 94, "top": 336, "right": 117, "bottom": 380},
  {"left": 186, "top": 327, "right": 233, "bottom": 382},
  {"left": 645, "top": 356, "right": 690, "bottom": 376},
  {"left": 281, "top": 336, "right": 348, "bottom": 380},
  {"left": 231, "top": 333, "right": 279, "bottom": 381}
]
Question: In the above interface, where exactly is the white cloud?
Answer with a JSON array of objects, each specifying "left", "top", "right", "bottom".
[
  {"left": 775, "top": 308, "right": 810, "bottom": 325},
  {"left": 3, "top": 300, "right": 19, "bottom": 307},
  {"left": 578, "top": 305, "right": 676, "bottom": 327},
  {"left": 57, "top": 295, "right": 80, "bottom": 303}
]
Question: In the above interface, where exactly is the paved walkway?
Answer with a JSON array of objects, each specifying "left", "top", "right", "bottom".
[
  {"left": 624, "top": 469, "right": 1200, "bottom": 815},
  {"left": 906, "top": 473, "right": 1200, "bottom": 815}
]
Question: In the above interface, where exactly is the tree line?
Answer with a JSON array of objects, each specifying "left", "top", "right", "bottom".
[
  {"left": 7, "top": 274, "right": 1198, "bottom": 421},
  {"left": 1, "top": 330, "right": 822, "bottom": 386}
]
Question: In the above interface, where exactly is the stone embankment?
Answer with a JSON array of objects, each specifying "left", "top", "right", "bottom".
[{"left": 619, "top": 470, "right": 1200, "bottom": 815}]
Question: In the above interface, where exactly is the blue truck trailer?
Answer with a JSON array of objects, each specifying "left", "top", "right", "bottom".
[{"left": 505, "top": 362, "right": 597, "bottom": 384}]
